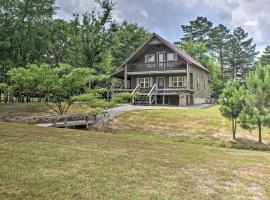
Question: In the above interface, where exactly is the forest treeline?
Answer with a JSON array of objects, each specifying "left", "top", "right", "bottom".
[{"left": 1, "top": 0, "right": 270, "bottom": 101}]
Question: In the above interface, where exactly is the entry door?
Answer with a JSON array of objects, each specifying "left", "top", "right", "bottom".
[
  {"left": 157, "top": 77, "right": 165, "bottom": 93},
  {"left": 158, "top": 52, "right": 165, "bottom": 69}
]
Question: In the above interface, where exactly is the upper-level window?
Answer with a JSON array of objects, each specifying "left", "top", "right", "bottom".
[
  {"left": 139, "top": 78, "right": 150, "bottom": 88},
  {"left": 172, "top": 76, "right": 186, "bottom": 87},
  {"left": 145, "top": 54, "right": 155, "bottom": 63},
  {"left": 167, "top": 53, "right": 177, "bottom": 62}
]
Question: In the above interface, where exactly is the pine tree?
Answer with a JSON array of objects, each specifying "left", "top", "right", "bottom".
[
  {"left": 259, "top": 45, "right": 270, "bottom": 67},
  {"left": 240, "top": 66, "right": 270, "bottom": 143},
  {"left": 208, "top": 24, "right": 230, "bottom": 82},
  {"left": 181, "top": 16, "right": 213, "bottom": 42},
  {"left": 224, "top": 27, "right": 258, "bottom": 82},
  {"left": 218, "top": 80, "right": 245, "bottom": 140}
]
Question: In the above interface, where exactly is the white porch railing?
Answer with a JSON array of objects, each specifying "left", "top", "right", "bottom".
[
  {"left": 132, "top": 84, "right": 140, "bottom": 103},
  {"left": 147, "top": 84, "right": 157, "bottom": 105}
]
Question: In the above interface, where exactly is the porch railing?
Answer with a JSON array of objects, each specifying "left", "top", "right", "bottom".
[
  {"left": 156, "top": 88, "right": 191, "bottom": 94},
  {"left": 127, "top": 61, "right": 186, "bottom": 72}
]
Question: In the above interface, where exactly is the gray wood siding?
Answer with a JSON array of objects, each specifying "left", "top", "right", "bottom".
[
  {"left": 189, "top": 64, "right": 211, "bottom": 100},
  {"left": 130, "top": 74, "right": 187, "bottom": 89},
  {"left": 131, "top": 44, "right": 186, "bottom": 64}
]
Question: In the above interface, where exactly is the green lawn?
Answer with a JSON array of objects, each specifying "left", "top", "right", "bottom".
[
  {"left": 0, "top": 122, "right": 270, "bottom": 199},
  {"left": 112, "top": 106, "right": 270, "bottom": 147}
]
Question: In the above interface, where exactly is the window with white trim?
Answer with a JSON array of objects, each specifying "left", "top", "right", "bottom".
[
  {"left": 145, "top": 54, "right": 155, "bottom": 63},
  {"left": 172, "top": 76, "right": 187, "bottom": 87},
  {"left": 167, "top": 53, "right": 177, "bottom": 61},
  {"left": 139, "top": 78, "right": 150, "bottom": 88}
]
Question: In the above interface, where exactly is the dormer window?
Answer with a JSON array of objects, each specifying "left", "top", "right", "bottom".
[{"left": 145, "top": 54, "right": 155, "bottom": 63}]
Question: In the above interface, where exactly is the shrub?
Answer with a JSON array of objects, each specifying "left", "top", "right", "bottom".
[{"left": 112, "top": 92, "right": 138, "bottom": 104}]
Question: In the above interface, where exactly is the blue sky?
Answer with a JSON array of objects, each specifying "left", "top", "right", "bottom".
[{"left": 56, "top": 0, "right": 270, "bottom": 54}]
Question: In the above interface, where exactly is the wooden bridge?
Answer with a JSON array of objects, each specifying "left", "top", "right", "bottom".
[{"left": 37, "top": 114, "right": 99, "bottom": 128}]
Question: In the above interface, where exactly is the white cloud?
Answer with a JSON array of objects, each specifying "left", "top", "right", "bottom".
[
  {"left": 56, "top": 0, "right": 270, "bottom": 53},
  {"left": 140, "top": 10, "right": 149, "bottom": 19}
]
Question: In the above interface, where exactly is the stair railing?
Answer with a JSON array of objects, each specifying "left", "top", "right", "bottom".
[
  {"left": 131, "top": 84, "right": 140, "bottom": 104},
  {"left": 132, "top": 84, "right": 140, "bottom": 95},
  {"left": 147, "top": 84, "right": 157, "bottom": 105},
  {"left": 106, "top": 86, "right": 113, "bottom": 100}
]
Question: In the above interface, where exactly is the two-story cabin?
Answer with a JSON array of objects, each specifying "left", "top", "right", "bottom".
[{"left": 110, "top": 33, "right": 211, "bottom": 106}]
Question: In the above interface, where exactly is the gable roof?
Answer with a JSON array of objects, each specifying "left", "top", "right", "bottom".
[{"left": 120, "top": 33, "right": 209, "bottom": 73}]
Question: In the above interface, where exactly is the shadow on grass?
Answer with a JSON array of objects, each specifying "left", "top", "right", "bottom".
[
  {"left": 173, "top": 136, "right": 270, "bottom": 151},
  {"left": 116, "top": 130, "right": 270, "bottom": 152},
  {"left": 231, "top": 137, "right": 270, "bottom": 151}
]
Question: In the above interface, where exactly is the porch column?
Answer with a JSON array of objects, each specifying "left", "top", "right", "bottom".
[
  {"left": 162, "top": 95, "right": 165, "bottom": 106},
  {"left": 187, "top": 62, "right": 190, "bottom": 90},
  {"left": 124, "top": 64, "right": 127, "bottom": 89}
]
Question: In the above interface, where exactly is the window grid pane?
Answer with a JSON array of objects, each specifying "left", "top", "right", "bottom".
[{"left": 172, "top": 76, "right": 187, "bottom": 87}]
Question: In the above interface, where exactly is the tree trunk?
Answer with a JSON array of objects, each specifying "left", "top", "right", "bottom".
[
  {"left": 4, "top": 92, "right": 8, "bottom": 103},
  {"left": 219, "top": 50, "right": 224, "bottom": 83},
  {"left": 232, "top": 118, "right": 236, "bottom": 140},
  {"left": 258, "top": 123, "right": 262, "bottom": 143}
]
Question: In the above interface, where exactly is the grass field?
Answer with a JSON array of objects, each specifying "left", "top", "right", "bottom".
[
  {"left": 112, "top": 106, "right": 270, "bottom": 148},
  {"left": 1, "top": 122, "right": 270, "bottom": 199}
]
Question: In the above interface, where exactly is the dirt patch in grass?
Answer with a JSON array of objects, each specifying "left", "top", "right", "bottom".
[{"left": 0, "top": 102, "right": 96, "bottom": 124}]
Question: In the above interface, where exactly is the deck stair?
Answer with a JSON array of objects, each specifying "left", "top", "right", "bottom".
[
  {"left": 133, "top": 95, "right": 150, "bottom": 105},
  {"left": 132, "top": 84, "right": 157, "bottom": 105}
]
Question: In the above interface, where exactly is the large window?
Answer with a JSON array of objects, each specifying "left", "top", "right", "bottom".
[
  {"left": 172, "top": 76, "right": 186, "bottom": 87},
  {"left": 139, "top": 78, "right": 150, "bottom": 88},
  {"left": 145, "top": 54, "right": 155, "bottom": 63},
  {"left": 167, "top": 53, "right": 177, "bottom": 61}
]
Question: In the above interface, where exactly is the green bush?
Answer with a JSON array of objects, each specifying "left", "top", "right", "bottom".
[{"left": 112, "top": 92, "right": 138, "bottom": 104}]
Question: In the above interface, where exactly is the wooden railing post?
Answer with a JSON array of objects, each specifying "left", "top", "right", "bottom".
[
  {"left": 85, "top": 116, "right": 89, "bottom": 129},
  {"left": 64, "top": 117, "right": 67, "bottom": 128}
]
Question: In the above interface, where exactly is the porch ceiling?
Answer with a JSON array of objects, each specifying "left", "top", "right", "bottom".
[{"left": 111, "top": 69, "right": 124, "bottom": 78}]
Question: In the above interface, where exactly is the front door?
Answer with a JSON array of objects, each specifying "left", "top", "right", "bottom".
[
  {"left": 157, "top": 77, "right": 165, "bottom": 93},
  {"left": 158, "top": 52, "right": 165, "bottom": 69}
]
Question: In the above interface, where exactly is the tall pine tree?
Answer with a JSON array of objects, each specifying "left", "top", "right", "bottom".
[
  {"left": 224, "top": 27, "right": 257, "bottom": 82},
  {"left": 208, "top": 24, "right": 230, "bottom": 82},
  {"left": 259, "top": 45, "right": 270, "bottom": 67},
  {"left": 181, "top": 16, "right": 213, "bottom": 42}
]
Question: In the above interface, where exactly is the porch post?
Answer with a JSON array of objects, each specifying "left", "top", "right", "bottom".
[
  {"left": 187, "top": 62, "right": 190, "bottom": 90},
  {"left": 162, "top": 95, "right": 165, "bottom": 106},
  {"left": 124, "top": 64, "right": 127, "bottom": 89}
]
